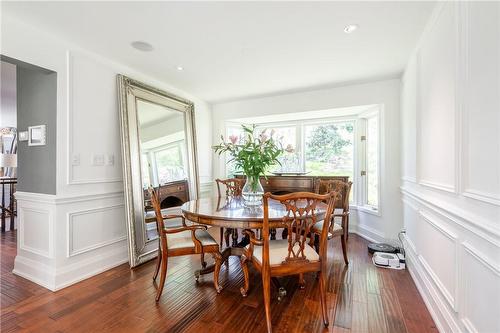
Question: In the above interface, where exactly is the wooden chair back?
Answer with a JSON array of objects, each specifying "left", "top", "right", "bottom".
[
  {"left": 262, "top": 191, "right": 337, "bottom": 264},
  {"left": 315, "top": 179, "right": 352, "bottom": 211},
  {"left": 148, "top": 187, "right": 168, "bottom": 247},
  {"left": 215, "top": 178, "right": 245, "bottom": 198}
]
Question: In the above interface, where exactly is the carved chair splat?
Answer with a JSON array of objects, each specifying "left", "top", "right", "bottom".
[
  {"left": 215, "top": 178, "right": 245, "bottom": 247},
  {"left": 239, "top": 191, "right": 338, "bottom": 333}
]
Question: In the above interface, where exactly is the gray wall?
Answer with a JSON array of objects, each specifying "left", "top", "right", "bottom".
[{"left": 16, "top": 66, "right": 57, "bottom": 194}]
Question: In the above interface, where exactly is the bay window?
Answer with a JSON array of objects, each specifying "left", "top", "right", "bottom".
[{"left": 224, "top": 107, "right": 380, "bottom": 211}]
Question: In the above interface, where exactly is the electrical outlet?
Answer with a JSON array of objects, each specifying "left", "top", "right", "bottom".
[
  {"left": 106, "top": 154, "right": 114, "bottom": 166},
  {"left": 71, "top": 154, "right": 80, "bottom": 166},
  {"left": 92, "top": 154, "right": 105, "bottom": 166}
]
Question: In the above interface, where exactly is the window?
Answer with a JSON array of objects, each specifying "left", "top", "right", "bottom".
[
  {"left": 142, "top": 141, "right": 187, "bottom": 187},
  {"left": 304, "top": 122, "right": 354, "bottom": 178},
  {"left": 225, "top": 126, "right": 246, "bottom": 176},
  {"left": 365, "top": 115, "right": 379, "bottom": 208},
  {"left": 261, "top": 125, "right": 298, "bottom": 173},
  {"left": 154, "top": 145, "right": 186, "bottom": 184},
  {"left": 223, "top": 106, "right": 380, "bottom": 210},
  {"left": 141, "top": 153, "right": 152, "bottom": 188}
]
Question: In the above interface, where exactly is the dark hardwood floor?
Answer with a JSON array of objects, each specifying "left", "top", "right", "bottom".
[{"left": 0, "top": 229, "right": 437, "bottom": 333}]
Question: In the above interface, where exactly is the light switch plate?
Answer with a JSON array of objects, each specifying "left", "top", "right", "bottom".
[
  {"left": 106, "top": 154, "right": 114, "bottom": 166},
  {"left": 92, "top": 154, "right": 105, "bottom": 166},
  {"left": 71, "top": 154, "right": 80, "bottom": 166},
  {"left": 18, "top": 131, "right": 29, "bottom": 142}
]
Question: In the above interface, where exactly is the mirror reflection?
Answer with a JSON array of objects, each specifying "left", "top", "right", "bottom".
[{"left": 138, "top": 99, "right": 189, "bottom": 242}]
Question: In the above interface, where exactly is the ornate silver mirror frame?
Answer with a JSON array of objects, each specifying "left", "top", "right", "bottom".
[{"left": 117, "top": 75, "right": 199, "bottom": 267}]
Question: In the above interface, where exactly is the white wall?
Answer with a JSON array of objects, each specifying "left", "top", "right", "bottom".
[
  {"left": 400, "top": 2, "right": 500, "bottom": 332},
  {"left": 212, "top": 78, "right": 402, "bottom": 241},
  {"left": 1, "top": 13, "right": 212, "bottom": 290},
  {"left": 0, "top": 61, "right": 17, "bottom": 127}
]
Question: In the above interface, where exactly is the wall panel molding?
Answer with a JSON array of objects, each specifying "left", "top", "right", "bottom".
[
  {"left": 460, "top": 242, "right": 500, "bottom": 333},
  {"left": 416, "top": 2, "right": 458, "bottom": 194},
  {"left": 66, "top": 50, "right": 122, "bottom": 185},
  {"left": 67, "top": 204, "right": 126, "bottom": 257},
  {"left": 459, "top": 2, "right": 500, "bottom": 207},
  {"left": 419, "top": 211, "right": 459, "bottom": 311},
  {"left": 18, "top": 207, "right": 54, "bottom": 259},
  {"left": 401, "top": 187, "right": 500, "bottom": 247},
  {"left": 404, "top": 238, "right": 461, "bottom": 333}
]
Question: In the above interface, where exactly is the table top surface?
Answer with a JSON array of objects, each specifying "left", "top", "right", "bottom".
[{"left": 181, "top": 196, "right": 327, "bottom": 223}]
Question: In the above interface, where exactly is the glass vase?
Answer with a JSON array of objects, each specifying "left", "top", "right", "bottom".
[{"left": 242, "top": 175, "right": 264, "bottom": 206}]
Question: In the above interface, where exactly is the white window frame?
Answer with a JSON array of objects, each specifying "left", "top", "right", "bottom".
[{"left": 357, "top": 108, "right": 381, "bottom": 215}]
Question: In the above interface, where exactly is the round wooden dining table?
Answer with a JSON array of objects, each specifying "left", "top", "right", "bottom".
[{"left": 181, "top": 196, "right": 328, "bottom": 295}]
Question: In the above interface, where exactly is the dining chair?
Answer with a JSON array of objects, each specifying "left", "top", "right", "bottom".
[
  {"left": 215, "top": 178, "right": 245, "bottom": 247},
  {"left": 313, "top": 179, "right": 353, "bottom": 265},
  {"left": 240, "top": 191, "right": 338, "bottom": 333},
  {"left": 149, "top": 188, "right": 221, "bottom": 301}
]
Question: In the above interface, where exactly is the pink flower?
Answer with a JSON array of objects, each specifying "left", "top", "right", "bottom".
[
  {"left": 229, "top": 135, "right": 238, "bottom": 144},
  {"left": 285, "top": 144, "right": 295, "bottom": 153}
]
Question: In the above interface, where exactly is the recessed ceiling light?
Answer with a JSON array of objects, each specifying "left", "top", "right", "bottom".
[
  {"left": 344, "top": 24, "right": 359, "bottom": 34},
  {"left": 131, "top": 41, "right": 153, "bottom": 52},
  {"left": 176, "top": 66, "right": 184, "bottom": 71}
]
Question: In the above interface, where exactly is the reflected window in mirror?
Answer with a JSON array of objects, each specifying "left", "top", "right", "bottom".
[{"left": 137, "top": 99, "right": 188, "bottom": 188}]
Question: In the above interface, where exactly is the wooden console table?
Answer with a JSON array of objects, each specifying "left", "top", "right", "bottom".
[{"left": 235, "top": 174, "right": 349, "bottom": 194}]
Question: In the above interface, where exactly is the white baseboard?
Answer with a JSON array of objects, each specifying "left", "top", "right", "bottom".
[
  {"left": 54, "top": 245, "right": 129, "bottom": 291},
  {"left": 13, "top": 256, "right": 57, "bottom": 291},
  {"left": 13, "top": 245, "right": 128, "bottom": 291},
  {"left": 351, "top": 223, "right": 386, "bottom": 243}
]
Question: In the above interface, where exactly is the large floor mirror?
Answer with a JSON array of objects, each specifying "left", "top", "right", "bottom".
[{"left": 117, "top": 75, "right": 199, "bottom": 267}]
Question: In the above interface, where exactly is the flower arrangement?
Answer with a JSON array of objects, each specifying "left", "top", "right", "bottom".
[{"left": 213, "top": 124, "right": 284, "bottom": 204}]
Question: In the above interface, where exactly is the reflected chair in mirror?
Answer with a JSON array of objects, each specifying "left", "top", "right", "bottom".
[
  {"left": 313, "top": 179, "right": 352, "bottom": 265},
  {"left": 240, "top": 191, "right": 338, "bottom": 333},
  {"left": 215, "top": 178, "right": 245, "bottom": 247},
  {"left": 149, "top": 188, "right": 221, "bottom": 301}
]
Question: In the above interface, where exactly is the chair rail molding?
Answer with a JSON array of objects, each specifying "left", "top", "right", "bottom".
[{"left": 401, "top": 186, "right": 500, "bottom": 246}]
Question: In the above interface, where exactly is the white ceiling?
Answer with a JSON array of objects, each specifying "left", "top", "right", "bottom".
[{"left": 2, "top": 1, "right": 435, "bottom": 103}]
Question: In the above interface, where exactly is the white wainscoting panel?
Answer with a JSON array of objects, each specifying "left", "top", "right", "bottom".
[
  {"left": 461, "top": 243, "right": 500, "bottom": 333},
  {"left": 461, "top": 2, "right": 500, "bottom": 206},
  {"left": 402, "top": 2, "right": 500, "bottom": 332},
  {"left": 417, "top": 2, "right": 457, "bottom": 193},
  {"left": 67, "top": 204, "right": 126, "bottom": 257},
  {"left": 19, "top": 207, "right": 53, "bottom": 259},
  {"left": 418, "top": 211, "right": 459, "bottom": 311}
]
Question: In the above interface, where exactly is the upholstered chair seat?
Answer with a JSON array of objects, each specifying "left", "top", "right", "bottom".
[
  {"left": 167, "top": 229, "right": 218, "bottom": 250},
  {"left": 313, "top": 222, "right": 343, "bottom": 239},
  {"left": 247, "top": 239, "right": 320, "bottom": 266}
]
